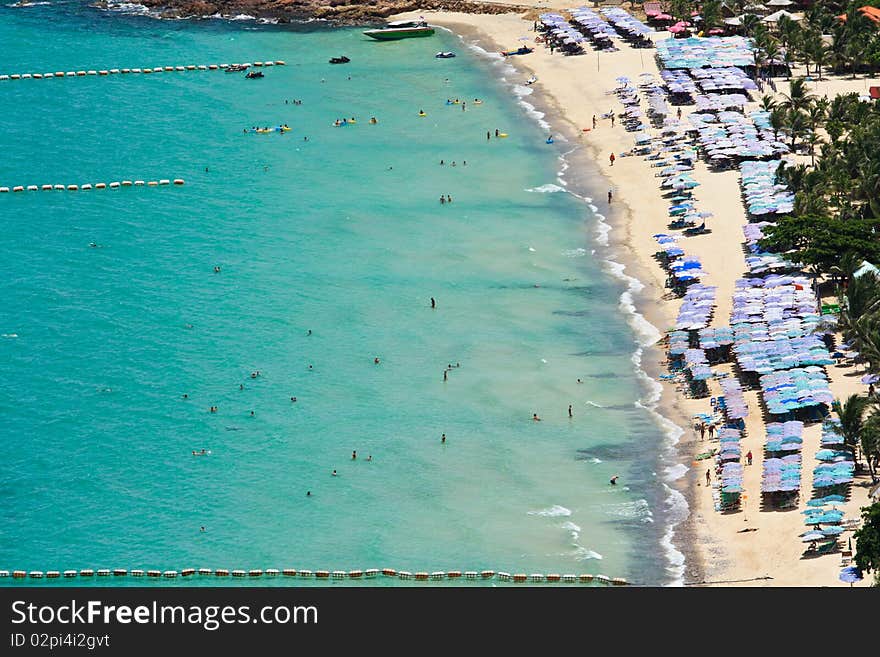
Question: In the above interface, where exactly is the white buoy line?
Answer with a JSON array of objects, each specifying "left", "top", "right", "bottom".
[
  {"left": 0, "top": 61, "right": 286, "bottom": 82},
  {"left": 0, "top": 567, "right": 629, "bottom": 585},
  {"left": 0, "top": 179, "right": 185, "bottom": 194}
]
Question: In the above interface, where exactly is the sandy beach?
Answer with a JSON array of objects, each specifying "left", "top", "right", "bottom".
[{"left": 394, "top": 5, "right": 878, "bottom": 586}]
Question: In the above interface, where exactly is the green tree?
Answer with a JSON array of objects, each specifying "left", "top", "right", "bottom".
[
  {"left": 860, "top": 410, "right": 880, "bottom": 482},
  {"left": 854, "top": 503, "right": 880, "bottom": 583},
  {"left": 832, "top": 394, "right": 871, "bottom": 459}
]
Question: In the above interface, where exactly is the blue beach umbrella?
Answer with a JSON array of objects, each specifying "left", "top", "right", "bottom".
[{"left": 839, "top": 566, "right": 862, "bottom": 585}]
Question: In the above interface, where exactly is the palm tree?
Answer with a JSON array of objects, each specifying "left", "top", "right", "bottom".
[
  {"left": 759, "top": 94, "right": 777, "bottom": 112},
  {"left": 839, "top": 272, "right": 880, "bottom": 344},
  {"left": 810, "top": 39, "right": 831, "bottom": 80},
  {"left": 780, "top": 78, "right": 816, "bottom": 114},
  {"left": 787, "top": 109, "right": 809, "bottom": 149},
  {"left": 832, "top": 394, "right": 871, "bottom": 459},
  {"left": 804, "top": 131, "right": 823, "bottom": 166},
  {"left": 862, "top": 410, "right": 880, "bottom": 482},
  {"left": 769, "top": 105, "right": 788, "bottom": 141}
]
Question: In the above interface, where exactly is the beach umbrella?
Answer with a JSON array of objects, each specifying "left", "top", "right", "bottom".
[
  {"left": 822, "top": 526, "right": 845, "bottom": 536},
  {"left": 861, "top": 374, "right": 879, "bottom": 384},
  {"left": 801, "top": 531, "right": 825, "bottom": 542},
  {"left": 839, "top": 566, "right": 862, "bottom": 585}
]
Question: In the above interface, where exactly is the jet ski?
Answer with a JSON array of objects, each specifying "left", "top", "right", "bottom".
[
  {"left": 435, "top": 51, "right": 456, "bottom": 59},
  {"left": 329, "top": 56, "right": 351, "bottom": 64},
  {"left": 245, "top": 71, "right": 264, "bottom": 79}
]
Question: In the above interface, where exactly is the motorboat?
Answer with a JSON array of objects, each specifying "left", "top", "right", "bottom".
[
  {"left": 245, "top": 71, "right": 264, "bottom": 79},
  {"left": 226, "top": 64, "right": 249, "bottom": 73},
  {"left": 501, "top": 46, "right": 533, "bottom": 57},
  {"left": 329, "top": 56, "right": 351, "bottom": 64},
  {"left": 435, "top": 51, "right": 456, "bottom": 59},
  {"left": 364, "top": 20, "right": 435, "bottom": 40}
]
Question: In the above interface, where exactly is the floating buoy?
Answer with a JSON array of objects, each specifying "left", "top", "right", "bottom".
[
  {"left": 0, "top": 570, "right": 9, "bottom": 577},
  {"left": 248, "top": 569, "right": 262, "bottom": 577},
  {"left": 121, "top": 180, "right": 132, "bottom": 187},
  {"left": 113, "top": 568, "right": 127, "bottom": 576},
  {"left": 464, "top": 571, "right": 478, "bottom": 580},
  {"left": 33, "top": 73, "right": 42, "bottom": 79},
  {"left": 99, "top": 70, "right": 108, "bottom": 76},
  {"left": 398, "top": 571, "right": 412, "bottom": 580},
  {"left": 110, "top": 69, "right": 120, "bottom": 74},
  {"left": 265, "top": 61, "right": 274, "bottom": 67},
  {"left": 595, "top": 575, "right": 611, "bottom": 584},
  {"left": 63, "top": 570, "right": 77, "bottom": 578},
  {"left": 365, "top": 569, "right": 379, "bottom": 578},
  {"left": 0, "top": 187, "right": 7, "bottom": 193},
  {"left": 282, "top": 569, "right": 297, "bottom": 577},
  {"left": 12, "top": 186, "right": 23, "bottom": 192},
  {"left": 382, "top": 568, "right": 397, "bottom": 577},
  {"left": 80, "top": 569, "right": 94, "bottom": 577},
  {"left": 612, "top": 577, "right": 629, "bottom": 586},
  {"left": 214, "top": 569, "right": 229, "bottom": 577},
  {"left": 232, "top": 570, "right": 246, "bottom": 578},
  {"left": 181, "top": 568, "right": 195, "bottom": 577},
  {"left": 265, "top": 569, "right": 279, "bottom": 577},
  {"left": 198, "top": 65, "right": 208, "bottom": 70},
  {"left": 0, "top": 75, "right": 9, "bottom": 80},
  {"left": 131, "top": 68, "right": 142, "bottom": 74},
  {"left": 97, "top": 569, "right": 110, "bottom": 577},
  {"left": 173, "top": 179, "right": 185, "bottom": 185},
  {"left": 447, "top": 571, "right": 461, "bottom": 579},
  {"left": 198, "top": 568, "right": 212, "bottom": 575},
  {"left": 164, "top": 66, "right": 174, "bottom": 72},
  {"left": 13, "top": 571, "right": 26, "bottom": 578},
  {"left": 497, "top": 572, "right": 511, "bottom": 581},
  {"left": 254, "top": 61, "right": 263, "bottom": 67},
  {"left": 81, "top": 184, "right": 92, "bottom": 190},
  {"left": 163, "top": 571, "right": 178, "bottom": 578},
  {"left": 414, "top": 572, "right": 429, "bottom": 581},
  {"left": 315, "top": 570, "right": 330, "bottom": 579},
  {"left": 109, "top": 181, "right": 120, "bottom": 188},
  {"left": 480, "top": 570, "right": 495, "bottom": 579},
  {"left": 134, "top": 180, "right": 145, "bottom": 186},
  {"left": 275, "top": 61, "right": 286, "bottom": 65},
  {"left": 512, "top": 573, "right": 528, "bottom": 583},
  {"left": 41, "top": 184, "right": 53, "bottom": 191},
  {"left": 348, "top": 570, "right": 363, "bottom": 579},
  {"left": 579, "top": 574, "right": 593, "bottom": 583},
  {"left": 159, "top": 179, "right": 170, "bottom": 185},
  {"left": 67, "top": 185, "right": 78, "bottom": 191},
  {"left": 131, "top": 570, "right": 144, "bottom": 577},
  {"left": 546, "top": 574, "right": 561, "bottom": 582},
  {"left": 147, "top": 181, "right": 158, "bottom": 186},
  {"left": 298, "top": 570, "right": 313, "bottom": 578},
  {"left": 47, "top": 571, "right": 60, "bottom": 578},
  {"left": 332, "top": 570, "right": 346, "bottom": 579},
  {"left": 95, "top": 183, "right": 106, "bottom": 189},
  {"left": 143, "top": 68, "right": 152, "bottom": 74},
  {"left": 53, "top": 184, "right": 64, "bottom": 190},
  {"left": 29, "top": 571, "right": 43, "bottom": 579},
  {"left": 430, "top": 572, "right": 445, "bottom": 580},
  {"left": 147, "top": 570, "right": 161, "bottom": 578},
  {"left": 529, "top": 573, "right": 544, "bottom": 582},
  {"left": 11, "top": 74, "right": 21, "bottom": 79},
  {"left": 66, "top": 72, "right": 76, "bottom": 77},
  {"left": 208, "top": 64, "right": 218, "bottom": 70},
  {"left": 21, "top": 73, "right": 31, "bottom": 79},
  {"left": 27, "top": 185, "right": 38, "bottom": 191},
  {"left": 87, "top": 70, "right": 97, "bottom": 76}
]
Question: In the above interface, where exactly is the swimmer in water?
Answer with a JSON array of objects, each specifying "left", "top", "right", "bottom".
[
  {"left": 610, "top": 475, "right": 619, "bottom": 485},
  {"left": 374, "top": 357, "right": 380, "bottom": 364},
  {"left": 201, "top": 526, "right": 206, "bottom": 532},
  {"left": 307, "top": 491, "right": 311, "bottom": 496},
  {"left": 367, "top": 455, "right": 372, "bottom": 462},
  {"left": 307, "top": 329, "right": 312, "bottom": 335},
  {"left": 352, "top": 450, "right": 357, "bottom": 460},
  {"left": 239, "top": 384, "right": 244, "bottom": 391},
  {"left": 441, "top": 433, "right": 446, "bottom": 443},
  {"left": 443, "top": 370, "right": 448, "bottom": 382},
  {"left": 182, "top": 394, "right": 188, "bottom": 399},
  {"left": 533, "top": 413, "right": 541, "bottom": 421},
  {"left": 332, "top": 470, "right": 337, "bottom": 476},
  {"left": 214, "top": 266, "right": 221, "bottom": 273},
  {"left": 308, "top": 365, "right": 313, "bottom": 370},
  {"left": 568, "top": 404, "right": 573, "bottom": 418},
  {"left": 577, "top": 378, "right": 583, "bottom": 384},
  {"left": 250, "top": 411, "right": 255, "bottom": 417},
  {"left": 291, "top": 396, "right": 297, "bottom": 402}
]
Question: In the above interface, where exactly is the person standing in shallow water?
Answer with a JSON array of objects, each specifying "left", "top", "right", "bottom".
[
  {"left": 568, "top": 404, "right": 572, "bottom": 418},
  {"left": 431, "top": 297, "right": 436, "bottom": 309}
]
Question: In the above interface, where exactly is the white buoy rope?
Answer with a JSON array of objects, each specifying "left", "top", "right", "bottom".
[
  {"left": 0, "top": 61, "right": 286, "bottom": 82},
  {"left": 0, "top": 179, "right": 185, "bottom": 194},
  {"left": 0, "top": 568, "right": 628, "bottom": 585}
]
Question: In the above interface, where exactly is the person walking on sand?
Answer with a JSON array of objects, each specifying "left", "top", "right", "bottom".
[
  {"left": 705, "top": 469, "right": 711, "bottom": 485},
  {"left": 610, "top": 113, "right": 615, "bottom": 127},
  {"left": 608, "top": 189, "right": 613, "bottom": 204},
  {"left": 699, "top": 421, "right": 705, "bottom": 441},
  {"left": 609, "top": 152, "right": 615, "bottom": 166},
  {"left": 592, "top": 114, "right": 597, "bottom": 129},
  {"left": 746, "top": 450, "right": 752, "bottom": 466}
]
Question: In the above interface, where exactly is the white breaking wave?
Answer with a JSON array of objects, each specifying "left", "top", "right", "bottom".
[
  {"left": 528, "top": 504, "right": 571, "bottom": 518},
  {"left": 572, "top": 546, "right": 603, "bottom": 561},
  {"left": 526, "top": 183, "right": 566, "bottom": 194},
  {"left": 563, "top": 248, "right": 587, "bottom": 258},
  {"left": 2, "top": 333, "right": 19, "bottom": 338},
  {"left": 604, "top": 499, "right": 654, "bottom": 524}
]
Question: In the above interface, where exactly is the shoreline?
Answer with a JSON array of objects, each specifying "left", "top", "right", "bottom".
[
  {"left": 408, "top": 8, "right": 876, "bottom": 587},
  {"left": 426, "top": 15, "right": 700, "bottom": 586}
]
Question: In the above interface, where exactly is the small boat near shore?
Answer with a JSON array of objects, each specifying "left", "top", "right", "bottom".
[
  {"left": 364, "top": 20, "right": 435, "bottom": 41},
  {"left": 501, "top": 46, "right": 534, "bottom": 57},
  {"left": 435, "top": 51, "right": 456, "bottom": 59},
  {"left": 226, "top": 64, "right": 249, "bottom": 73},
  {"left": 329, "top": 56, "right": 350, "bottom": 64},
  {"left": 245, "top": 71, "right": 263, "bottom": 79}
]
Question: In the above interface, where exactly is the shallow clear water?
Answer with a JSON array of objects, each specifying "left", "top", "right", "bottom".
[{"left": 0, "top": 4, "right": 671, "bottom": 585}]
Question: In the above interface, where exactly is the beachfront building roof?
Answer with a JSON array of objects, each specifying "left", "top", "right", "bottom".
[
  {"left": 838, "top": 6, "right": 880, "bottom": 24},
  {"left": 763, "top": 9, "right": 802, "bottom": 23},
  {"left": 853, "top": 260, "right": 880, "bottom": 279}
]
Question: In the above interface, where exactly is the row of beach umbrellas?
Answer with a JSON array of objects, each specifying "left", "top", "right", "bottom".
[
  {"left": 719, "top": 377, "right": 749, "bottom": 420},
  {"left": 657, "top": 36, "right": 755, "bottom": 69},
  {"left": 759, "top": 367, "right": 833, "bottom": 415}
]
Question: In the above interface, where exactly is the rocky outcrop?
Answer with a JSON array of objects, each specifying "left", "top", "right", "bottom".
[{"left": 124, "top": 0, "right": 530, "bottom": 24}]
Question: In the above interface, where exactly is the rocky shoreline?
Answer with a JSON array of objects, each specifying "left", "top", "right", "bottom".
[{"left": 102, "top": 0, "right": 531, "bottom": 24}]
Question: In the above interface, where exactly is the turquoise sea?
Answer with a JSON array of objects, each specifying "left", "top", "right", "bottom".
[{"left": 0, "top": 3, "right": 678, "bottom": 585}]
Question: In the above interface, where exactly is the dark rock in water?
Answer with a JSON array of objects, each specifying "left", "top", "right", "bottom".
[{"left": 99, "top": 0, "right": 530, "bottom": 24}]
